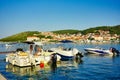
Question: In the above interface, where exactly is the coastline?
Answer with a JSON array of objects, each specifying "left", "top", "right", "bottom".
[{"left": 0, "top": 40, "right": 120, "bottom": 44}]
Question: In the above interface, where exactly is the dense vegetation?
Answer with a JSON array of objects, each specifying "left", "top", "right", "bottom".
[
  {"left": 52, "top": 25, "right": 120, "bottom": 35},
  {"left": 81, "top": 25, "right": 120, "bottom": 35},
  {"left": 0, "top": 25, "right": 120, "bottom": 42},
  {"left": 52, "top": 29, "right": 81, "bottom": 34}
]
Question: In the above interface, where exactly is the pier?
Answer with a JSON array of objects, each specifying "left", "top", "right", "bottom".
[
  {"left": 0, "top": 51, "right": 15, "bottom": 54},
  {"left": 0, "top": 74, "right": 7, "bottom": 80}
]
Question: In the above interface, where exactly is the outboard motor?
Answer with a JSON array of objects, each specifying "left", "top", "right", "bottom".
[
  {"left": 50, "top": 53, "right": 57, "bottom": 65},
  {"left": 111, "top": 47, "right": 120, "bottom": 56},
  {"left": 75, "top": 52, "right": 83, "bottom": 64},
  {"left": 75, "top": 52, "right": 83, "bottom": 60}
]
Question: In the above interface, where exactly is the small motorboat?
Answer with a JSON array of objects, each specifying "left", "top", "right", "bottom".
[
  {"left": 84, "top": 47, "right": 120, "bottom": 55},
  {"left": 6, "top": 42, "right": 61, "bottom": 67},
  {"left": 50, "top": 47, "right": 83, "bottom": 61},
  {"left": 49, "top": 40, "right": 83, "bottom": 61}
]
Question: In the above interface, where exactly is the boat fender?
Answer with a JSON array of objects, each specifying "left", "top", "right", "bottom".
[
  {"left": 40, "top": 61, "right": 44, "bottom": 68},
  {"left": 6, "top": 57, "right": 8, "bottom": 62}
]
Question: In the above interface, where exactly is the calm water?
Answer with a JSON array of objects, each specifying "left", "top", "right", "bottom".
[{"left": 0, "top": 42, "right": 120, "bottom": 80}]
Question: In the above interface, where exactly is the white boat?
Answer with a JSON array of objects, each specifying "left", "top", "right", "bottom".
[
  {"left": 5, "top": 43, "right": 12, "bottom": 49},
  {"left": 48, "top": 40, "right": 83, "bottom": 61},
  {"left": 84, "top": 47, "right": 120, "bottom": 55},
  {"left": 6, "top": 42, "right": 61, "bottom": 67},
  {"left": 50, "top": 47, "right": 83, "bottom": 61}
]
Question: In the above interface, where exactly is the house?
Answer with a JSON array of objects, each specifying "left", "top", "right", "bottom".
[
  {"left": 27, "top": 36, "right": 40, "bottom": 41},
  {"left": 93, "top": 35, "right": 103, "bottom": 41}
]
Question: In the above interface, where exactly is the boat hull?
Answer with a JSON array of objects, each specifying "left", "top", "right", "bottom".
[
  {"left": 50, "top": 48, "right": 80, "bottom": 61},
  {"left": 84, "top": 48, "right": 116, "bottom": 55},
  {"left": 56, "top": 53, "right": 73, "bottom": 61},
  {"left": 6, "top": 51, "right": 61, "bottom": 67}
]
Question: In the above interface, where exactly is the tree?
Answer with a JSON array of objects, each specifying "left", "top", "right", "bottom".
[{"left": 46, "top": 36, "right": 53, "bottom": 39}]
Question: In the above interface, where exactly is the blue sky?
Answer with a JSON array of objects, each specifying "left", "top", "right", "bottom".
[{"left": 0, "top": 0, "right": 120, "bottom": 38}]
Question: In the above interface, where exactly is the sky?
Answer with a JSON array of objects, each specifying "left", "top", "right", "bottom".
[{"left": 0, "top": 0, "right": 120, "bottom": 38}]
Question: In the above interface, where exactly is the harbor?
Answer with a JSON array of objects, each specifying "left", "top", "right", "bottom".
[
  {"left": 0, "top": 0, "right": 120, "bottom": 79},
  {"left": 0, "top": 42, "right": 120, "bottom": 80}
]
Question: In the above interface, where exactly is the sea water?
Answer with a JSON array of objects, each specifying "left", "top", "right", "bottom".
[{"left": 0, "top": 43, "right": 120, "bottom": 80}]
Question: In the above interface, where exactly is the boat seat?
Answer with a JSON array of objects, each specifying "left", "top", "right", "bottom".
[{"left": 17, "top": 51, "right": 28, "bottom": 56}]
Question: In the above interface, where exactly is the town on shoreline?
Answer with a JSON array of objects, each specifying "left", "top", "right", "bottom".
[
  {"left": 0, "top": 30, "right": 120, "bottom": 44},
  {"left": 26, "top": 30, "right": 120, "bottom": 44},
  {"left": 0, "top": 25, "right": 120, "bottom": 43}
]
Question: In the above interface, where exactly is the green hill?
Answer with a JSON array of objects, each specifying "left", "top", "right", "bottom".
[
  {"left": 81, "top": 25, "right": 120, "bottom": 35},
  {"left": 52, "top": 25, "right": 120, "bottom": 35},
  {"left": 0, "top": 31, "right": 40, "bottom": 42},
  {"left": 52, "top": 29, "right": 81, "bottom": 34}
]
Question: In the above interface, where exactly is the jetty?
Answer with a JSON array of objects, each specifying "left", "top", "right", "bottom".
[
  {"left": 0, "top": 74, "right": 7, "bottom": 80},
  {"left": 0, "top": 51, "right": 16, "bottom": 54}
]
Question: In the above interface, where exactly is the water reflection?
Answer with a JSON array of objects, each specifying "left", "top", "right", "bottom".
[
  {"left": 5, "top": 60, "right": 83, "bottom": 77},
  {"left": 84, "top": 52, "right": 118, "bottom": 57},
  {"left": 50, "top": 63, "right": 57, "bottom": 73},
  {"left": 75, "top": 59, "right": 83, "bottom": 65},
  {"left": 84, "top": 52, "right": 120, "bottom": 65},
  {"left": 6, "top": 64, "right": 42, "bottom": 76}
]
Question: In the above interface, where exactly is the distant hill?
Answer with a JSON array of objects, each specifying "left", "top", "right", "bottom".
[
  {"left": 0, "top": 25, "right": 120, "bottom": 42},
  {"left": 0, "top": 31, "right": 40, "bottom": 42},
  {"left": 81, "top": 25, "right": 120, "bottom": 35},
  {"left": 52, "top": 25, "right": 120, "bottom": 35},
  {"left": 52, "top": 29, "right": 81, "bottom": 34}
]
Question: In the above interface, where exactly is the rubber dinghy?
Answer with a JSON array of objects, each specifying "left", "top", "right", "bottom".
[
  {"left": 49, "top": 40, "right": 83, "bottom": 61},
  {"left": 50, "top": 47, "right": 83, "bottom": 61}
]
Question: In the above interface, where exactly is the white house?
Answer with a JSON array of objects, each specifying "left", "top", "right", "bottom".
[
  {"left": 27, "top": 36, "right": 40, "bottom": 41},
  {"left": 93, "top": 35, "right": 103, "bottom": 41}
]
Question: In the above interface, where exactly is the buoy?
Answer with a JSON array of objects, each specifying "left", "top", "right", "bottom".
[{"left": 40, "top": 61, "right": 44, "bottom": 68}]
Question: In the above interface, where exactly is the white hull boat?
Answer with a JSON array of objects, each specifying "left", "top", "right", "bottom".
[
  {"left": 50, "top": 47, "right": 83, "bottom": 61},
  {"left": 6, "top": 51, "right": 57, "bottom": 67},
  {"left": 6, "top": 42, "right": 61, "bottom": 67},
  {"left": 84, "top": 47, "right": 119, "bottom": 55}
]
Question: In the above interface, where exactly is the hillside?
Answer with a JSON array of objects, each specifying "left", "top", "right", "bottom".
[
  {"left": 81, "top": 25, "right": 120, "bottom": 35},
  {"left": 0, "top": 31, "right": 40, "bottom": 42},
  {"left": 52, "top": 25, "right": 120, "bottom": 35},
  {"left": 52, "top": 29, "right": 81, "bottom": 34},
  {"left": 0, "top": 25, "right": 120, "bottom": 42}
]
